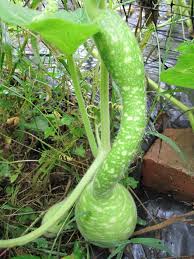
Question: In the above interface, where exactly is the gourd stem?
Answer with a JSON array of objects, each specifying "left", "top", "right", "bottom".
[
  {"left": 67, "top": 55, "right": 98, "bottom": 157},
  {"left": 0, "top": 151, "right": 107, "bottom": 248},
  {"left": 148, "top": 77, "right": 194, "bottom": 131},
  {"left": 100, "top": 59, "right": 111, "bottom": 151}
]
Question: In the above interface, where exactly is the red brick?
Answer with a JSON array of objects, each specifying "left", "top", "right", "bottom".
[{"left": 142, "top": 128, "right": 194, "bottom": 201}]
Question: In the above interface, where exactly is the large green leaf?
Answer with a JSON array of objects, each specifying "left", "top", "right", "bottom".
[
  {"left": 28, "top": 12, "right": 99, "bottom": 54},
  {"left": 0, "top": 0, "right": 99, "bottom": 55},
  {"left": 161, "top": 41, "right": 194, "bottom": 89},
  {"left": 0, "top": 0, "right": 38, "bottom": 26}
]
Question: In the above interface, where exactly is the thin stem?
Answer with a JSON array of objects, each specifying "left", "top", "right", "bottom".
[
  {"left": 148, "top": 77, "right": 194, "bottom": 131},
  {"left": 188, "top": 112, "right": 194, "bottom": 130},
  {"left": 100, "top": 60, "right": 111, "bottom": 151},
  {"left": 0, "top": 151, "right": 107, "bottom": 248},
  {"left": 9, "top": 35, "right": 28, "bottom": 78},
  {"left": 0, "top": 160, "right": 38, "bottom": 164},
  {"left": 67, "top": 55, "right": 98, "bottom": 157},
  {"left": 178, "top": 0, "right": 193, "bottom": 33}
]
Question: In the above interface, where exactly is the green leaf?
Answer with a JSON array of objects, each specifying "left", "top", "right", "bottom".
[
  {"left": 62, "top": 241, "right": 86, "bottom": 259},
  {"left": 16, "top": 206, "right": 36, "bottom": 224},
  {"left": 108, "top": 237, "right": 171, "bottom": 258},
  {"left": 108, "top": 243, "right": 125, "bottom": 259},
  {"left": 0, "top": 0, "right": 38, "bottom": 26},
  {"left": 146, "top": 130, "right": 187, "bottom": 163},
  {"left": 177, "top": 40, "right": 194, "bottom": 53},
  {"left": 0, "top": 0, "right": 99, "bottom": 55},
  {"left": 137, "top": 216, "right": 147, "bottom": 226},
  {"left": 10, "top": 172, "right": 19, "bottom": 183},
  {"left": 44, "top": 126, "right": 56, "bottom": 138},
  {"left": 122, "top": 176, "right": 139, "bottom": 189},
  {"left": 129, "top": 238, "right": 172, "bottom": 255},
  {"left": 60, "top": 114, "right": 75, "bottom": 126},
  {"left": 70, "top": 127, "right": 85, "bottom": 138},
  {"left": 28, "top": 11, "right": 99, "bottom": 55},
  {"left": 31, "top": 0, "right": 43, "bottom": 9},
  {"left": 74, "top": 145, "right": 86, "bottom": 157},
  {"left": 72, "top": 241, "right": 86, "bottom": 259},
  {"left": 22, "top": 116, "right": 49, "bottom": 132},
  {"left": 161, "top": 41, "right": 194, "bottom": 89},
  {"left": 107, "top": 226, "right": 171, "bottom": 257},
  {"left": 0, "top": 163, "right": 11, "bottom": 178}
]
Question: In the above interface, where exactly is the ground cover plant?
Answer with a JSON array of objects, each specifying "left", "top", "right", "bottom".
[{"left": 0, "top": 0, "right": 194, "bottom": 258}]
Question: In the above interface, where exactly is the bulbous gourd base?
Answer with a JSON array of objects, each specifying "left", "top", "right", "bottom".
[{"left": 75, "top": 183, "right": 137, "bottom": 248}]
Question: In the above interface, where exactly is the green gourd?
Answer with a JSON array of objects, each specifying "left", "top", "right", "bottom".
[
  {"left": 75, "top": 9, "right": 146, "bottom": 247},
  {"left": 0, "top": 3, "right": 146, "bottom": 249}
]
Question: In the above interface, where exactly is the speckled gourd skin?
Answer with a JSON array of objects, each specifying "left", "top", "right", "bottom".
[
  {"left": 93, "top": 10, "right": 146, "bottom": 195},
  {"left": 75, "top": 183, "right": 137, "bottom": 247},
  {"left": 75, "top": 10, "right": 146, "bottom": 247}
]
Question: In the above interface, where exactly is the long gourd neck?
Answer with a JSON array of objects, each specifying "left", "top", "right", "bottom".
[
  {"left": 75, "top": 7, "right": 144, "bottom": 247},
  {"left": 90, "top": 10, "right": 146, "bottom": 197}
]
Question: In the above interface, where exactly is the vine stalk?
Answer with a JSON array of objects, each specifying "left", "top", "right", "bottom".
[
  {"left": 148, "top": 77, "right": 194, "bottom": 131},
  {"left": 67, "top": 55, "right": 98, "bottom": 157}
]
